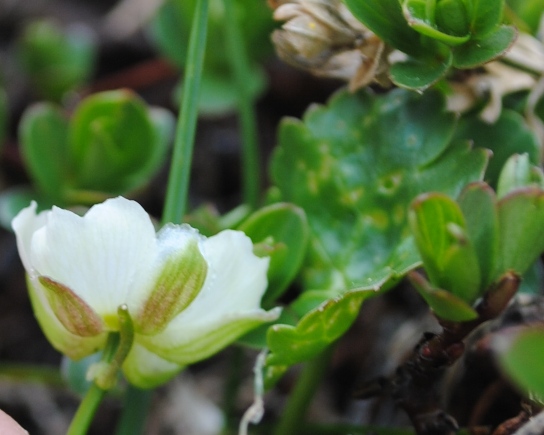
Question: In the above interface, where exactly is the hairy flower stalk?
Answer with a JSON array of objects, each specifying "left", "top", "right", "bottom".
[
  {"left": 12, "top": 197, "right": 280, "bottom": 389},
  {"left": 269, "top": 0, "right": 390, "bottom": 91}
]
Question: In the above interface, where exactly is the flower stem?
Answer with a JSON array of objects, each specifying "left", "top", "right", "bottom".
[
  {"left": 273, "top": 345, "right": 334, "bottom": 435},
  {"left": 162, "top": 0, "right": 210, "bottom": 225},
  {"left": 223, "top": 0, "right": 261, "bottom": 209},
  {"left": 67, "top": 383, "right": 106, "bottom": 435},
  {"left": 66, "top": 333, "right": 119, "bottom": 435}
]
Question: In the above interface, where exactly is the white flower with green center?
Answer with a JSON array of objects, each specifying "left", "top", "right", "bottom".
[{"left": 12, "top": 197, "right": 280, "bottom": 389}]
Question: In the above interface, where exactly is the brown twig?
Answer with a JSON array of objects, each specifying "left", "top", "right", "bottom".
[{"left": 391, "top": 271, "right": 521, "bottom": 435}]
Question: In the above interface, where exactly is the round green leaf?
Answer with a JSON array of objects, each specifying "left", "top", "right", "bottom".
[
  {"left": 68, "top": 90, "right": 156, "bottom": 193},
  {"left": 389, "top": 51, "right": 452, "bottom": 90},
  {"left": 452, "top": 25, "right": 517, "bottom": 68},
  {"left": 19, "top": 103, "right": 71, "bottom": 202},
  {"left": 497, "top": 188, "right": 544, "bottom": 276},
  {"left": 238, "top": 203, "right": 309, "bottom": 305},
  {"left": 496, "top": 326, "right": 544, "bottom": 401}
]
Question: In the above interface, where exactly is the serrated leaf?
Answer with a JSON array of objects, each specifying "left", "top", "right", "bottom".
[
  {"left": 409, "top": 272, "right": 478, "bottom": 322},
  {"left": 497, "top": 188, "right": 544, "bottom": 276},
  {"left": 409, "top": 193, "right": 481, "bottom": 302},
  {"left": 238, "top": 203, "right": 309, "bottom": 304},
  {"left": 389, "top": 52, "right": 452, "bottom": 90},
  {"left": 454, "top": 110, "right": 539, "bottom": 188},
  {"left": 452, "top": 25, "right": 517, "bottom": 68},
  {"left": 266, "top": 89, "right": 488, "bottom": 375},
  {"left": 266, "top": 290, "right": 374, "bottom": 368},
  {"left": 19, "top": 103, "right": 71, "bottom": 202},
  {"left": 272, "top": 89, "right": 489, "bottom": 298},
  {"left": 342, "top": 0, "right": 424, "bottom": 57},
  {"left": 495, "top": 326, "right": 544, "bottom": 401},
  {"left": 458, "top": 182, "right": 499, "bottom": 289}
]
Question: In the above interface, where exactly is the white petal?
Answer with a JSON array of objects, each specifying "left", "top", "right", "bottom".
[
  {"left": 12, "top": 202, "right": 48, "bottom": 273},
  {"left": 28, "top": 276, "right": 107, "bottom": 359},
  {"left": 122, "top": 341, "right": 183, "bottom": 389},
  {"left": 139, "top": 230, "right": 279, "bottom": 364},
  {"left": 28, "top": 197, "right": 159, "bottom": 327}
]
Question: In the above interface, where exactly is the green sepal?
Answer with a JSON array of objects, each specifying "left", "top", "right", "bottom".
[
  {"left": 409, "top": 193, "right": 481, "bottom": 303},
  {"left": 497, "top": 188, "right": 544, "bottom": 276},
  {"left": 38, "top": 276, "right": 104, "bottom": 337},
  {"left": 458, "top": 182, "right": 499, "bottom": 290},
  {"left": 408, "top": 271, "right": 478, "bottom": 322},
  {"left": 238, "top": 203, "right": 309, "bottom": 305},
  {"left": 135, "top": 238, "right": 207, "bottom": 335}
]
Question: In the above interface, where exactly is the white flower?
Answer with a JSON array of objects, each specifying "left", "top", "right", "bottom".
[{"left": 12, "top": 197, "right": 280, "bottom": 389}]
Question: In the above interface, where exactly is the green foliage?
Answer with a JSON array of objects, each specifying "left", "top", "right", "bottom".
[
  {"left": 343, "top": 0, "right": 516, "bottom": 89},
  {"left": 17, "top": 20, "right": 96, "bottom": 101},
  {"left": 150, "top": 0, "right": 272, "bottom": 115},
  {"left": 16, "top": 90, "right": 173, "bottom": 208},
  {"left": 496, "top": 326, "right": 544, "bottom": 402},
  {"left": 238, "top": 203, "right": 310, "bottom": 305},
  {"left": 454, "top": 110, "right": 540, "bottom": 188},
  {"left": 409, "top": 157, "right": 544, "bottom": 321},
  {"left": 265, "top": 89, "right": 488, "bottom": 377}
]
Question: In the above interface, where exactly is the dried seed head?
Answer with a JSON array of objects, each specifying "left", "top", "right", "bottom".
[{"left": 270, "top": 0, "right": 390, "bottom": 91}]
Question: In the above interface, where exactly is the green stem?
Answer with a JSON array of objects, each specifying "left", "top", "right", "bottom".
[
  {"left": 67, "top": 383, "right": 106, "bottom": 435},
  {"left": 116, "top": 2, "right": 210, "bottom": 433},
  {"left": 67, "top": 333, "right": 119, "bottom": 435},
  {"left": 273, "top": 346, "right": 335, "bottom": 435},
  {"left": 223, "top": 0, "right": 261, "bottom": 209},
  {"left": 162, "top": 0, "right": 210, "bottom": 224}
]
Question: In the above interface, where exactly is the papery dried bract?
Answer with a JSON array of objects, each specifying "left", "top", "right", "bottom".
[{"left": 270, "top": 0, "right": 390, "bottom": 91}]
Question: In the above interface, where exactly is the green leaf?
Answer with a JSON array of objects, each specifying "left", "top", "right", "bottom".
[
  {"left": 458, "top": 182, "right": 499, "bottom": 289},
  {"left": 19, "top": 103, "right": 71, "bottom": 202},
  {"left": 238, "top": 203, "right": 309, "bottom": 305},
  {"left": 408, "top": 272, "right": 478, "bottom": 322},
  {"left": 0, "top": 187, "right": 47, "bottom": 231},
  {"left": 266, "top": 89, "right": 488, "bottom": 376},
  {"left": 452, "top": 25, "right": 517, "bottom": 68},
  {"left": 266, "top": 290, "right": 374, "bottom": 368},
  {"left": 272, "top": 88, "right": 489, "bottom": 297},
  {"left": 342, "top": 0, "right": 424, "bottom": 57},
  {"left": 68, "top": 90, "right": 157, "bottom": 194},
  {"left": 61, "top": 353, "right": 101, "bottom": 396},
  {"left": 17, "top": 20, "right": 96, "bottom": 101},
  {"left": 409, "top": 193, "right": 481, "bottom": 302},
  {"left": 496, "top": 153, "right": 544, "bottom": 199},
  {"left": 402, "top": 0, "right": 471, "bottom": 45},
  {"left": 389, "top": 52, "right": 452, "bottom": 90},
  {"left": 454, "top": 109, "right": 540, "bottom": 188},
  {"left": 495, "top": 326, "right": 544, "bottom": 401},
  {"left": 471, "top": 0, "right": 505, "bottom": 36},
  {"left": 497, "top": 188, "right": 544, "bottom": 276}
]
